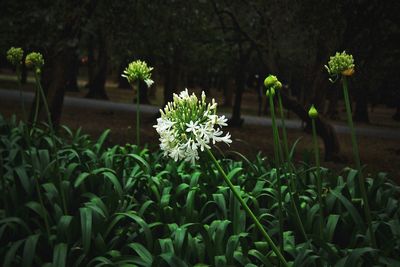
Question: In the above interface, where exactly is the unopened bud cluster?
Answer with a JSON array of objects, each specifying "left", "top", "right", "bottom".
[
  {"left": 6, "top": 47, "right": 24, "bottom": 66},
  {"left": 308, "top": 105, "right": 319, "bottom": 119},
  {"left": 264, "top": 74, "right": 282, "bottom": 96},
  {"left": 122, "top": 60, "right": 154, "bottom": 87},
  {"left": 25, "top": 52, "right": 44, "bottom": 72},
  {"left": 325, "top": 51, "right": 355, "bottom": 76}
]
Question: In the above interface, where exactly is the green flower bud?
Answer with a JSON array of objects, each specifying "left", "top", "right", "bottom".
[
  {"left": 122, "top": 60, "right": 154, "bottom": 87},
  {"left": 25, "top": 52, "right": 44, "bottom": 71},
  {"left": 325, "top": 51, "right": 355, "bottom": 76},
  {"left": 266, "top": 87, "right": 275, "bottom": 97},
  {"left": 264, "top": 74, "right": 278, "bottom": 88},
  {"left": 308, "top": 105, "right": 318, "bottom": 119},
  {"left": 274, "top": 81, "right": 282, "bottom": 90},
  {"left": 6, "top": 47, "right": 24, "bottom": 66}
]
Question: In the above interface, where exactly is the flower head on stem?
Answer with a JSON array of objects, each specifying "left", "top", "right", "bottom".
[
  {"left": 325, "top": 51, "right": 355, "bottom": 81},
  {"left": 122, "top": 60, "right": 154, "bottom": 87},
  {"left": 308, "top": 105, "right": 319, "bottom": 119},
  {"left": 25, "top": 52, "right": 44, "bottom": 74},
  {"left": 6, "top": 47, "right": 24, "bottom": 66},
  {"left": 154, "top": 89, "right": 231, "bottom": 164}
]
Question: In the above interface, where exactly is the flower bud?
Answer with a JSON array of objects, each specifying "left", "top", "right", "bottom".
[
  {"left": 122, "top": 60, "right": 154, "bottom": 87},
  {"left": 274, "top": 81, "right": 282, "bottom": 90},
  {"left": 25, "top": 52, "right": 44, "bottom": 71},
  {"left": 266, "top": 88, "right": 275, "bottom": 97},
  {"left": 325, "top": 51, "right": 355, "bottom": 76},
  {"left": 308, "top": 105, "right": 318, "bottom": 119},
  {"left": 264, "top": 75, "right": 278, "bottom": 88},
  {"left": 6, "top": 47, "right": 24, "bottom": 66}
]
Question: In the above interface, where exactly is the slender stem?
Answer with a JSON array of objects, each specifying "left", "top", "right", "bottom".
[
  {"left": 311, "top": 118, "right": 323, "bottom": 239},
  {"left": 136, "top": 80, "right": 140, "bottom": 146},
  {"left": 206, "top": 148, "right": 288, "bottom": 267},
  {"left": 32, "top": 83, "right": 40, "bottom": 129},
  {"left": 276, "top": 92, "right": 307, "bottom": 241},
  {"left": 33, "top": 71, "right": 68, "bottom": 215},
  {"left": 268, "top": 93, "right": 284, "bottom": 253},
  {"left": 342, "top": 76, "right": 376, "bottom": 248},
  {"left": 277, "top": 92, "right": 289, "bottom": 160}
]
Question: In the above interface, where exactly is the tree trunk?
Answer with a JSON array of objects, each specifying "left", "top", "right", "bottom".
[
  {"left": 280, "top": 89, "right": 341, "bottom": 161},
  {"left": 222, "top": 77, "right": 234, "bottom": 107},
  {"left": 65, "top": 51, "right": 80, "bottom": 92},
  {"left": 229, "top": 70, "right": 245, "bottom": 127},
  {"left": 86, "top": 30, "right": 108, "bottom": 100}
]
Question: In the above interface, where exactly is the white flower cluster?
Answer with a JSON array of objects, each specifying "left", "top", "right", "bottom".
[{"left": 154, "top": 89, "right": 232, "bottom": 164}]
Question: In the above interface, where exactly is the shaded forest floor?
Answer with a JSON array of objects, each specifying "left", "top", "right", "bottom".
[{"left": 0, "top": 72, "right": 400, "bottom": 183}]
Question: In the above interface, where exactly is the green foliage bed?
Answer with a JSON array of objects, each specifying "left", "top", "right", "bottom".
[{"left": 1, "top": 114, "right": 399, "bottom": 266}]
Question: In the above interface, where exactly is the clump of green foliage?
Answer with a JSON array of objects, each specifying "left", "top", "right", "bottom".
[{"left": 1, "top": 115, "right": 399, "bottom": 266}]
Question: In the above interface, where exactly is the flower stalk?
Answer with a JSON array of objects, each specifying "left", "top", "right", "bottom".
[
  {"left": 309, "top": 105, "right": 324, "bottom": 239},
  {"left": 326, "top": 51, "right": 376, "bottom": 247},
  {"left": 122, "top": 60, "right": 153, "bottom": 146},
  {"left": 342, "top": 77, "right": 376, "bottom": 247},
  {"left": 206, "top": 148, "right": 288, "bottom": 267}
]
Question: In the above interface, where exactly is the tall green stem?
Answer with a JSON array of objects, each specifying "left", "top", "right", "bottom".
[
  {"left": 342, "top": 76, "right": 376, "bottom": 248},
  {"left": 33, "top": 71, "right": 68, "bottom": 215},
  {"left": 276, "top": 92, "right": 307, "bottom": 241},
  {"left": 311, "top": 118, "right": 323, "bottom": 239},
  {"left": 268, "top": 93, "right": 284, "bottom": 253},
  {"left": 136, "top": 80, "right": 140, "bottom": 146},
  {"left": 277, "top": 92, "right": 289, "bottom": 160},
  {"left": 206, "top": 148, "right": 288, "bottom": 267}
]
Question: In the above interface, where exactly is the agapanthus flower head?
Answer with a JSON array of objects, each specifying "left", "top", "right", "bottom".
[
  {"left": 308, "top": 105, "right": 318, "bottom": 119},
  {"left": 325, "top": 51, "right": 355, "bottom": 77},
  {"left": 6, "top": 47, "right": 24, "bottom": 66},
  {"left": 154, "top": 89, "right": 232, "bottom": 164},
  {"left": 25, "top": 52, "right": 44, "bottom": 71},
  {"left": 264, "top": 75, "right": 278, "bottom": 89},
  {"left": 122, "top": 60, "right": 154, "bottom": 87}
]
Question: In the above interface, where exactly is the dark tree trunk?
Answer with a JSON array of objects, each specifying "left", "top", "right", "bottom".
[
  {"left": 163, "top": 53, "right": 181, "bottom": 106},
  {"left": 46, "top": 49, "right": 76, "bottom": 127},
  {"left": 29, "top": 0, "right": 97, "bottom": 128},
  {"left": 222, "top": 77, "right": 234, "bottom": 108},
  {"left": 229, "top": 71, "right": 245, "bottom": 127},
  {"left": 65, "top": 51, "right": 80, "bottom": 92},
  {"left": 280, "top": 89, "right": 341, "bottom": 161},
  {"left": 86, "top": 30, "right": 108, "bottom": 100}
]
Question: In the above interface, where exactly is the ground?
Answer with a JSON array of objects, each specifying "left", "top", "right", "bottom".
[{"left": 0, "top": 71, "right": 399, "bottom": 183}]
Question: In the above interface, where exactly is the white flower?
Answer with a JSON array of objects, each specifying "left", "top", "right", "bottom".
[{"left": 154, "top": 89, "right": 232, "bottom": 163}]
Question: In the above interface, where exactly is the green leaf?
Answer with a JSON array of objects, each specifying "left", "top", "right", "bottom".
[
  {"left": 326, "top": 214, "right": 340, "bottom": 242},
  {"left": 22, "top": 234, "right": 40, "bottom": 267},
  {"left": 330, "top": 188, "right": 364, "bottom": 230},
  {"left": 52, "top": 243, "right": 68, "bottom": 267},
  {"left": 74, "top": 172, "right": 90, "bottom": 188},
  {"left": 127, "top": 243, "right": 153, "bottom": 265},
  {"left": 80, "top": 207, "right": 92, "bottom": 255},
  {"left": 3, "top": 239, "right": 24, "bottom": 267},
  {"left": 94, "top": 129, "right": 110, "bottom": 154}
]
